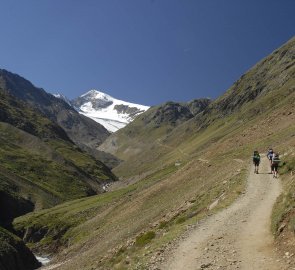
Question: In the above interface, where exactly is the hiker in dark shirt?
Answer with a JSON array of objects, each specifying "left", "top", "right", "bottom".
[
  {"left": 253, "top": 150, "right": 261, "bottom": 174},
  {"left": 271, "top": 153, "right": 280, "bottom": 178}
]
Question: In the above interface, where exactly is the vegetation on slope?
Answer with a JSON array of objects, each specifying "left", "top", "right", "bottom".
[
  {"left": 101, "top": 36, "right": 295, "bottom": 179},
  {"left": 0, "top": 90, "right": 117, "bottom": 211},
  {"left": 272, "top": 149, "right": 295, "bottom": 261},
  {"left": 16, "top": 90, "right": 295, "bottom": 268},
  {"left": 0, "top": 80, "right": 117, "bottom": 270}
]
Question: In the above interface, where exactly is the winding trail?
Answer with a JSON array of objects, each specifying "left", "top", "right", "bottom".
[{"left": 160, "top": 157, "right": 286, "bottom": 270}]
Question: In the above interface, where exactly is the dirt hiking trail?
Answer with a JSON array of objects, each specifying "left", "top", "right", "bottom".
[{"left": 160, "top": 157, "right": 288, "bottom": 270}]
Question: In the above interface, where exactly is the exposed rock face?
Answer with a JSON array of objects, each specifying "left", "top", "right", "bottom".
[
  {"left": 72, "top": 91, "right": 113, "bottom": 109},
  {"left": 141, "top": 99, "right": 211, "bottom": 127},
  {"left": 0, "top": 227, "right": 41, "bottom": 270},
  {"left": 114, "top": 104, "right": 143, "bottom": 118},
  {"left": 187, "top": 98, "right": 212, "bottom": 116},
  {"left": 148, "top": 102, "right": 194, "bottom": 126}
]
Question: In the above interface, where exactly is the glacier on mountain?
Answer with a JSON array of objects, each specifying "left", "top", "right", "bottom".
[{"left": 55, "top": 90, "right": 150, "bottom": 132}]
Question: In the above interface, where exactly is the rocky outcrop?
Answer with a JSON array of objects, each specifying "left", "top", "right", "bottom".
[
  {"left": 114, "top": 104, "right": 145, "bottom": 119},
  {"left": 187, "top": 98, "right": 211, "bottom": 116},
  {"left": 72, "top": 91, "right": 113, "bottom": 109},
  {"left": 141, "top": 99, "right": 211, "bottom": 127}
]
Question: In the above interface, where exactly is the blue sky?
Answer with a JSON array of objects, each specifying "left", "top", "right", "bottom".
[{"left": 1, "top": 0, "right": 294, "bottom": 106}]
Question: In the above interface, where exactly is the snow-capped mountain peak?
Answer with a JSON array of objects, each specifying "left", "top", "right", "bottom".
[
  {"left": 70, "top": 89, "right": 150, "bottom": 132},
  {"left": 81, "top": 89, "right": 113, "bottom": 101}
]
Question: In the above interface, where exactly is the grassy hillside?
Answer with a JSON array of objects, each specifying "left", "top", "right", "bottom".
[
  {"left": 101, "top": 36, "right": 295, "bottom": 179},
  {"left": 0, "top": 73, "right": 119, "bottom": 270},
  {"left": 14, "top": 91, "right": 295, "bottom": 269},
  {"left": 0, "top": 90, "right": 117, "bottom": 213},
  {"left": 13, "top": 37, "right": 295, "bottom": 269}
]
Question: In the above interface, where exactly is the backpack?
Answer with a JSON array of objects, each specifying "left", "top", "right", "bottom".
[
  {"left": 267, "top": 150, "right": 273, "bottom": 160},
  {"left": 272, "top": 154, "right": 280, "bottom": 165},
  {"left": 253, "top": 153, "right": 260, "bottom": 162}
]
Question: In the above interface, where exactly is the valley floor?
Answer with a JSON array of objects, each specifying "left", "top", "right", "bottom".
[{"left": 156, "top": 157, "right": 289, "bottom": 270}]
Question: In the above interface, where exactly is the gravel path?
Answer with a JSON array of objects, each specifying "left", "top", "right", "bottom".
[{"left": 160, "top": 157, "right": 287, "bottom": 270}]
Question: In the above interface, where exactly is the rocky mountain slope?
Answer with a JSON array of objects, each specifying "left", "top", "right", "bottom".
[
  {"left": 0, "top": 69, "right": 110, "bottom": 150},
  {"left": 70, "top": 89, "right": 150, "bottom": 132},
  {"left": 11, "top": 36, "right": 295, "bottom": 270}
]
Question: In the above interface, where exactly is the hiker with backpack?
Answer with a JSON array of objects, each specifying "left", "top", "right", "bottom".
[
  {"left": 267, "top": 148, "right": 274, "bottom": 173},
  {"left": 271, "top": 153, "right": 280, "bottom": 178},
  {"left": 253, "top": 150, "right": 261, "bottom": 174},
  {"left": 267, "top": 148, "right": 274, "bottom": 164}
]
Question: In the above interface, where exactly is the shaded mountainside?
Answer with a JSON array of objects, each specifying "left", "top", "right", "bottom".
[
  {"left": 0, "top": 227, "right": 40, "bottom": 270},
  {"left": 0, "top": 89, "right": 117, "bottom": 237},
  {"left": 12, "top": 37, "right": 295, "bottom": 270},
  {"left": 0, "top": 91, "right": 70, "bottom": 141},
  {"left": 0, "top": 88, "right": 117, "bottom": 269},
  {"left": 0, "top": 69, "right": 120, "bottom": 167}
]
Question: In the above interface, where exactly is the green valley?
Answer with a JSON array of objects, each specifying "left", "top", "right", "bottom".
[{"left": 11, "top": 37, "right": 295, "bottom": 269}]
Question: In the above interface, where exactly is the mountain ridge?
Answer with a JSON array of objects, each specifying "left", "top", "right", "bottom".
[{"left": 0, "top": 69, "right": 110, "bottom": 149}]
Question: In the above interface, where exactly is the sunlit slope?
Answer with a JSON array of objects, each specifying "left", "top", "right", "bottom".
[
  {"left": 13, "top": 95, "right": 295, "bottom": 269},
  {"left": 99, "top": 99, "right": 211, "bottom": 177},
  {"left": 13, "top": 37, "right": 295, "bottom": 269},
  {"left": 101, "top": 36, "right": 295, "bottom": 179}
]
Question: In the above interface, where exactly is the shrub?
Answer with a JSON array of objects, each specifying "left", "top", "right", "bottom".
[
  {"left": 175, "top": 216, "right": 186, "bottom": 224},
  {"left": 135, "top": 231, "right": 156, "bottom": 247},
  {"left": 158, "top": 221, "right": 168, "bottom": 229}
]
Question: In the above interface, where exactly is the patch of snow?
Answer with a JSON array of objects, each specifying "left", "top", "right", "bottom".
[{"left": 53, "top": 93, "right": 72, "bottom": 106}]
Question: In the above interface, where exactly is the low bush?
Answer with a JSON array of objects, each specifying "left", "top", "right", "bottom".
[{"left": 135, "top": 231, "right": 156, "bottom": 247}]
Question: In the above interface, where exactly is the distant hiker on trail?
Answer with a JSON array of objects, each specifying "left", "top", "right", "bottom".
[
  {"left": 253, "top": 150, "right": 260, "bottom": 174},
  {"left": 271, "top": 152, "right": 280, "bottom": 178},
  {"left": 267, "top": 148, "right": 274, "bottom": 164},
  {"left": 267, "top": 148, "right": 274, "bottom": 173}
]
